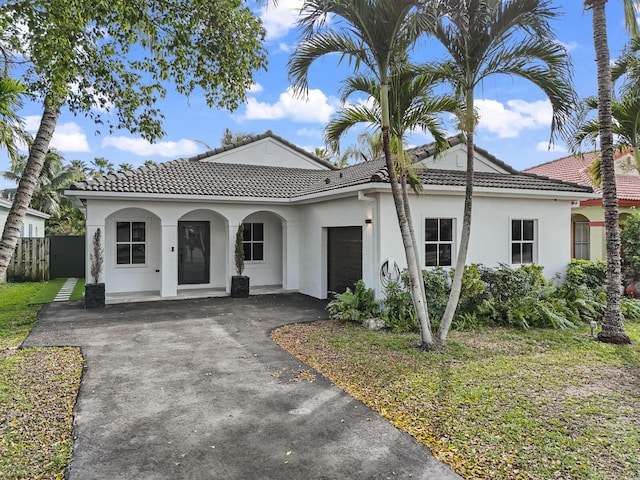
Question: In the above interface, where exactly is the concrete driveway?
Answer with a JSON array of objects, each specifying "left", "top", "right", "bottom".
[{"left": 23, "top": 294, "right": 461, "bottom": 480}]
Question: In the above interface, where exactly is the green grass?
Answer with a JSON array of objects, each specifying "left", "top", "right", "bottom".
[
  {"left": 28, "top": 277, "right": 67, "bottom": 305},
  {"left": 70, "top": 277, "right": 85, "bottom": 301},
  {"left": 272, "top": 321, "right": 640, "bottom": 479},
  {"left": 0, "top": 282, "right": 45, "bottom": 348},
  {"left": 0, "top": 281, "right": 82, "bottom": 480}
]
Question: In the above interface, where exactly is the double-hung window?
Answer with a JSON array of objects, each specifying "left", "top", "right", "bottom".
[
  {"left": 425, "top": 218, "right": 453, "bottom": 267},
  {"left": 116, "top": 221, "right": 146, "bottom": 265},
  {"left": 243, "top": 222, "right": 264, "bottom": 262},
  {"left": 511, "top": 219, "right": 536, "bottom": 264}
]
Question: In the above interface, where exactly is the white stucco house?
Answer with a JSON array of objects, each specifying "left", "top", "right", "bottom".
[
  {"left": 0, "top": 197, "right": 49, "bottom": 238},
  {"left": 66, "top": 131, "right": 593, "bottom": 301}
]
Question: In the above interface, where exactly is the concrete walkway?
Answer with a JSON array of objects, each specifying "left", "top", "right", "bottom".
[
  {"left": 53, "top": 277, "right": 78, "bottom": 302},
  {"left": 23, "top": 295, "right": 461, "bottom": 480}
]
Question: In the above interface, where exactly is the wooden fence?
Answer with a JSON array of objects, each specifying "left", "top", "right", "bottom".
[{"left": 7, "top": 237, "right": 50, "bottom": 282}]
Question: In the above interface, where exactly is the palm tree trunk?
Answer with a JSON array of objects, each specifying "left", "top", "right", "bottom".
[
  {"left": 0, "top": 100, "right": 59, "bottom": 280},
  {"left": 397, "top": 139, "right": 428, "bottom": 306},
  {"left": 590, "top": 0, "right": 631, "bottom": 344},
  {"left": 438, "top": 93, "right": 475, "bottom": 342},
  {"left": 380, "top": 83, "right": 434, "bottom": 349}
]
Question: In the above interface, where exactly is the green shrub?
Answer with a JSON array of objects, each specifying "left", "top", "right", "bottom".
[
  {"left": 563, "top": 259, "right": 606, "bottom": 294},
  {"left": 380, "top": 281, "right": 417, "bottom": 333},
  {"left": 621, "top": 211, "right": 640, "bottom": 280},
  {"left": 422, "top": 268, "right": 450, "bottom": 325},
  {"left": 327, "top": 280, "right": 379, "bottom": 322}
]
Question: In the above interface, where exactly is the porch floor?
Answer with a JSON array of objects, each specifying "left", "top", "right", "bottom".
[{"left": 105, "top": 285, "right": 290, "bottom": 305}]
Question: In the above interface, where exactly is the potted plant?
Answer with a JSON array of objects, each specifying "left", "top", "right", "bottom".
[
  {"left": 231, "top": 224, "right": 250, "bottom": 298},
  {"left": 85, "top": 228, "right": 105, "bottom": 308}
]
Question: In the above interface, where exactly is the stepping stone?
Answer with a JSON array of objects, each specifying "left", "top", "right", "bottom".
[{"left": 54, "top": 278, "right": 78, "bottom": 302}]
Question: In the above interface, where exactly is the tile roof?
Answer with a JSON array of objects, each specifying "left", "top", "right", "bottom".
[
  {"left": 70, "top": 136, "right": 593, "bottom": 199},
  {"left": 524, "top": 151, "right": 640, "bottom": 201}
]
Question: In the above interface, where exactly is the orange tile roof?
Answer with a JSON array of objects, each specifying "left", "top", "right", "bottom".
[{"left": 525, "top": 151, "right": 640, "bottom": 202}]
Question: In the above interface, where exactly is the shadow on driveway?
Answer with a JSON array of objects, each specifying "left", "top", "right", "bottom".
[{"left": 24, "top": 294, "right": 461, "bottom": 480}]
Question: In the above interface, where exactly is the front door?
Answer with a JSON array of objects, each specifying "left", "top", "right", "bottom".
[
  {"left": 178, "top": 221, "right": 210, "bottom": 285},
  {"left": 327, "top": 226, "right": 363, "bottom": 294}
]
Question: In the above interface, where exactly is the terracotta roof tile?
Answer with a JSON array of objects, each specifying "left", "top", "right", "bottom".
[{"left": 525, "top": 151, "right": 640, "bottom": 201}]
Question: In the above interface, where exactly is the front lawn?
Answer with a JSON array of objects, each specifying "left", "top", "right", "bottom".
[
  {"left": 0, "top": 282, "right": 82, "bottom": 479},
  {"left": 272, "top": 321, "right": 640, "bottom": 479}
]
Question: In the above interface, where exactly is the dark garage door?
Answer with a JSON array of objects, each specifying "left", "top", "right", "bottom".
[{"left": 328, "top": 226, "right": 362, "bottom": 294}]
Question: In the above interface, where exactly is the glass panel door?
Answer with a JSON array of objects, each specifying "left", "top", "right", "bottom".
[{"left": 178, "top": 221, "right": 210, "bottom": 285}]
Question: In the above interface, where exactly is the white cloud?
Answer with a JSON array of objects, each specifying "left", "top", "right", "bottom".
[
  {"left": 24, "top": 115, "right": 42, "bottom": 132},
  {"left": 296, "top": 127, "right": 323, "bottom": 138},
  {"left": 259, "top": 0, "right": 303, "bottom": 41},
  {"left": 558, "top": 40, "right": 579, "bottom": 52},
  {"left": 52, "top": 123, "right": 91, "bottom": 152},
  {"left": 475, "top": 99, "right": 553, "bottom": 138},
  {"left": 243, "top": 87, "right": 339, "bottom": 123},
  {"left": 248, "top": 83, "right": 263, "bottom": 93},
  {"left": 102, "top": 136, "right": 201, "bottom": 157},
  {"left": 536, "top": 141, "right": 567, "bottom": 153},
  {"left": 278, "top": 42, "right": 292, "bottom": 53},
  {"left": 22, "top": 116, "right": 90, "bottom": 152}
]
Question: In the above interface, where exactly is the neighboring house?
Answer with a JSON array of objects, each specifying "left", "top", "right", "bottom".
[
  {"left": 525, "top": 150, "right": 640, "bottom": 262},
  {"left": 0, "top": 197, "right": 49, "bottom": 238},
  {"left": 66, "top": 131, "right": 593, "bottom": 301}
]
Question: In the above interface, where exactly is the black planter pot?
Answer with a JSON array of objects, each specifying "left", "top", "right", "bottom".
[
  {"left": 85, "top": 283, "right": 105, "bottom": 309},
  {"left": 231, "top": 276, "right": 250, "bottom": 298}
]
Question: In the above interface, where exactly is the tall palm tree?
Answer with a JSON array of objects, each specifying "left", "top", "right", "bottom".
[
  {"left": 326, "top": 63, "right": 458, "bottom": 310},
  {"left": 584, "top": 0, "right": 639, "bottom": 344},
  {"left": 427, "top": 0, "right": 575, "bottom": 343},
  {"left": 289, "top": 0, "right": 438, "bottom": 348}
]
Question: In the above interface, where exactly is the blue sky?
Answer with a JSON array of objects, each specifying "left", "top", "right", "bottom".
[{"left": 3, "top": 1, "right": 637, "bottom": 190}]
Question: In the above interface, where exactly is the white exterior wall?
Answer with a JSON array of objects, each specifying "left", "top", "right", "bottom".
[
  {"left": 242, "top": 211, "right": 283, "bottom": 286},
  {"left": 298, "top": 195, "right": 374, "bottom": 299},
  {"left": 377, "top": 191, "right": 573, "bottom": 294},
  {"left": 0, "top": 207, "right": 47, "bottom": 238},
  {"left": 84, "top": 198, "right": 300, "bottom": 296},
  {"left": 417, "top": 143, "right": 509, "bottom": 173},
  {"left": 202, "top": 138, "right": 328, "bottom": 170},
  {"left": 81, "top": 188, "right": 576, "bottom": 299}
]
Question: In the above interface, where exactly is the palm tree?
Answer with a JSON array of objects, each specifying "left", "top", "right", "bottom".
[
  {"left": 0, "top": 76, "right": 27, "bottom": 167},
  {"left": 326, "top": 62, "right": 458, "bottom": 311},
  {"left": 289, "top": 0, "right": 438, "bottom": 348},
  {"left": 91, "top": 157, "right": 115, "bottom": 177},
  {"left": 2, "top": 148, "right": 83, "bottom": 215},
  {"left": 428, "top": 0, "right": 575, "bottom": 343},
  {"left": 325, "top": 64, "right": 456, "bottom": 157},
  {"left": 572, "top": 94, "right": 640, "bottom": 185},
  {"left": 118, "top": 162, "right": 134, "bottom": 171},
  {"left": 584, "top": 0, "right": 639, "bottom": 345}
]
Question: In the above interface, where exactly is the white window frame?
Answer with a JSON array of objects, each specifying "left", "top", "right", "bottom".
[
  {"left": 242, "top": 222, "right": 266, "bottom": 263},
  {"left": 510, "top": 218, "right": 537, "bottom": 265},
  {"left": 424, "top": 217, "right": 455, "bottom": 267},
  {"left": 114, "top": 219, "right": 147, "bottom": 267},
  {"left": 573, "top": 221, "right": 590, "bottom": 260}
]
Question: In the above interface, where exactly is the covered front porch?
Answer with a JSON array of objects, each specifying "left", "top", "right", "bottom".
[{"left": 85, "top": 200, "right": 300, "bottom": 299}]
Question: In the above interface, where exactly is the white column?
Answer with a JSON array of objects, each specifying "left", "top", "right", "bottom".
[
  {"left": 282, "top": 221, "right": 300, "bottom": 291},
  {"left": 160, "top": 223, "right": 178, "bottom": 297}
]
